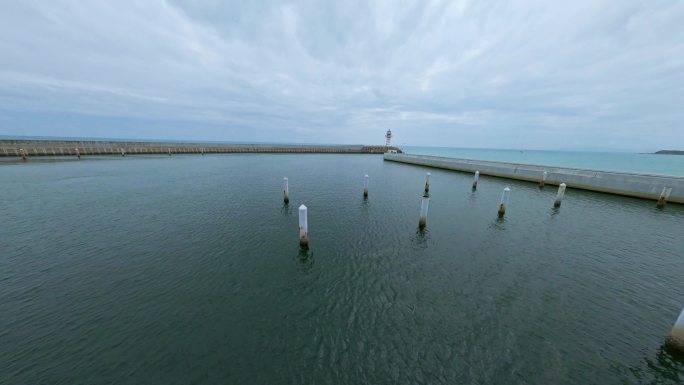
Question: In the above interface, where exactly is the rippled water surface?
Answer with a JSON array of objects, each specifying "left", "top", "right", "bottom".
[{"left": 1, "top": 154, "right": 684, "bottom": 384}]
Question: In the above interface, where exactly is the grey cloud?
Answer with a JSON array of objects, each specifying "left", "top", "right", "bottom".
[{"left": 0, "top": 0, "right": 682, "bottom": 150}]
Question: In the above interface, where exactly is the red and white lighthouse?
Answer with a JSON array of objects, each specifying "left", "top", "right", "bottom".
[{"left": 385, "top": 129, "right": 392, "bottom": 146}]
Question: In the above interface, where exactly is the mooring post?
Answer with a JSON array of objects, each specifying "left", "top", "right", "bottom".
[
  {"left": 121, "top": 148, "right": 126, "bottom": 157},
  {"left": 554, "top": 183, "right": 567, "bottom": 208},
  {"left": 168, "top": 148, "right": 171, "bottom": 156},
  {"left": 498, "top": 187, "right": 510, "bottom": 217},
  {"left": 540, "top": 171, "right": 547, "bottom": 188},
  {"left": 657, "top": 187, "right": 672, "bottom": 208},
  {"left": 472, "top": 171, "right": 480, "bottom": 190},
  {"left": 424, "top": 172, "right": 431, "bottom": 194},
  {"left": 419, "top": 192, "right": 430, "bottom": 229},
  {"left": 299, "top": 204, "right": 308, "bottom": 248},
  {"left": 19, "top": 148, "right": 27, "bottom": 162},
  {"left": 283, "top": 177, "right": 289, "bottom": 204},
  {"left": 75, "top": 148, "right": 81, "bottom": 160},
  {"left": 363, "top": 174, "right": 369, "bottom": 198},
  {"left": 667, "top": 307, "right": 684, "bottom": 352},
  {"left": 201, "top": 147, "right": 205, "bottom": 156}
]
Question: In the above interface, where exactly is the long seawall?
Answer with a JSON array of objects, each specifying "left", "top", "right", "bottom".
[
  {"left": 0, "top": 139, "right": 401, "bottom": 156},
  {"left": 384, "top": 153, "right": 684, "bottom": 204}
]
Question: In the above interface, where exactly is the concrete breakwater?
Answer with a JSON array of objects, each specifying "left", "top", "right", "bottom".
[
  {"left": 384, "top": 153, "right": 684, "bottom": 204},
  {"left": 0, "top": 139, "right": 401, "bottom": 157}
]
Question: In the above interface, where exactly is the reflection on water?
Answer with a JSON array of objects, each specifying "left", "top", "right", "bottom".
[
  {"left": 280, "top": 202, "right": 292, "bottom": 216},
  {"left": 490, "top": 216, "right": 507, "bottom": 231},
  {"left": 295, "top": 248, "right": 314, "bottom": 273},
  {"left": 630, "top": 345, "right": 684, "bottom": 383},
  {"left": 411, "top": 227, "right": 429, "bottom": 250},
  {"left": 469, "top": 189, "right": 478, "bottom": 204}
]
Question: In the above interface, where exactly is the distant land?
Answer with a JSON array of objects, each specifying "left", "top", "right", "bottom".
[{"left": 655, "top": 150, "right": 684, "bottom": 155}]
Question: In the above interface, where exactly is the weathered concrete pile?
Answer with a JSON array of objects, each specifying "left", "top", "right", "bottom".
[
  {"left": 384, "top": 153, "right": 684, "bottom": 204},
  {"left": 0, "top": 139, "right": 401, "bottom": 156}
]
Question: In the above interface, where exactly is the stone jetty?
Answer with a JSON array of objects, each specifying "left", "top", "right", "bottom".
[
  {"left": 384, "top": 152, "right": 684, "bottom": 204},
  {"left": 0, "top": 139, "right": 401, "bottom": 157}
]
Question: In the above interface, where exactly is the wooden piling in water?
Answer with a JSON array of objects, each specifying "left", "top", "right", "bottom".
[
  {"left": 657, "top": 187, "right": 672, "bottom": 208},
  {"left": 424, "top": 173, "right": 431, "bottom": 194},
  {"left": 419, "top": 192, "right": 430, "bottom": 229},
  {"left": 667, "top": 307, "right": 684, "bottom": 352},
  {"left": 299, "top": 205, "right": 309, "bottom": 248},
  {"left": 498, "top": 187, "right": 510, "bottom": 217},
  {"left": 554, "top": 183, "right": 566, "bottom": 208}
]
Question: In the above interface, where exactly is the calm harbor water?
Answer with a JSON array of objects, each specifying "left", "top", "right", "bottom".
[
  {"left": 1, "top": 154, "right": 684, "bottom": 384},
  {"left": 403, "top": 146, "right": 684, "bottom": 177}
]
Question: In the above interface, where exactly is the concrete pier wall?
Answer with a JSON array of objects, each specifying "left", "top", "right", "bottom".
[
  {"left": 0, "top": 139, "right": 400, "bottom": 156},
  {"left": 384, "top": 153, "right": 684, "bottom": 204}
]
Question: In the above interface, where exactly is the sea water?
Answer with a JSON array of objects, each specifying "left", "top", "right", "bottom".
[{"left": 1, "top": 154, "right": 683, "bottom": 384}]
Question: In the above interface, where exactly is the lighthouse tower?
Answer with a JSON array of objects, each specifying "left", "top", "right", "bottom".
[{"left": 385, "top": 129, "right": 393, "bottom": 146}]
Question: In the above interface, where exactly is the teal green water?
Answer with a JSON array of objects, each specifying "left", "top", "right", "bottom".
[
  {"left": 1, "top": 154, "right": 684, "bottom": 384},
  {"left": 403, "top": 147, "right": 684, "bottom": 176}
]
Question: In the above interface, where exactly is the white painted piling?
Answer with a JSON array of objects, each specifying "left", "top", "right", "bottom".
[
  {"left": 667, "top": 307, "right": 684, "bottom": 352},
  {"left": 298, "top": 204, "right": 309, "bottom": 247},
  {"left": 419, "top": 192, "right": 430, "bottom": 228},
  {"left": 283, "top": 177, "right": 289, "bottom": 204},
  {"left": 472, "top": 171, "right": 480, "bottom": 190},
  {"left": 424, "top": 172, "right": 431, "bottom": 193},
  {"left": 540, "top": 171, "right": 547, "bottom": 187},
  {"left": 168, "top": 148, "right": 172, "bottom": 156},
  {"left": 363, "top": 174, "right": 369, "bottom": 198},
  {"left": 75, "top": 148, "right": 80, "bottom": 160},
  {"left": 201, "top": 147, "right": 205, "bottom": 156},
  {"left": 657, "top": 187, "right": 672, "bottom": 208},
  {"left": 120, "top": 148, "right": 125, "bottom": 157},
  {"left": 498, "top": 187, "right": 510, "bottom": 216},
  {"left": 554, "top": 183, "right": 567, "bottom": 208},
  {"left": 19, "top": 148, "right": 27, "bottom": 161}
]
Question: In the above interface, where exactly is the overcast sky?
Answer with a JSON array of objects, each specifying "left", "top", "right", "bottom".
[{"left": 0, "top": 1, "right": 682, "bottom": 150}]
